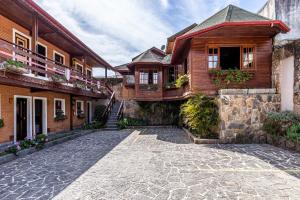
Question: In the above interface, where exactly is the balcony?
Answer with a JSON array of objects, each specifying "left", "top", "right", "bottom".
[
  {"left": 123, "top": 75, "right": 135, "bottom": 87},
  {"left": 0, "top": 39, "right": 110, "bottom": 98}
]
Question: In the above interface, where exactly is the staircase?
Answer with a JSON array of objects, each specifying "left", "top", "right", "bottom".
[{"left": 104, "top": 101, "right": 121, "bottom": 131}]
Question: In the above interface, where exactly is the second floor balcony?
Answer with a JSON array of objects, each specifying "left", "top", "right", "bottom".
[{"left": 0, "top": 39, "right": 111, "bottom": 98}]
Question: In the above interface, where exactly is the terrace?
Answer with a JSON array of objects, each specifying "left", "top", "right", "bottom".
[{"left": 0, "top": 38, "right": 111, "bottom": 98}]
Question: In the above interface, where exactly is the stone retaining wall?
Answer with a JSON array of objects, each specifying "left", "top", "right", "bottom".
[{"left": 218, "top": 89, "right": 280, "bottom": 143}]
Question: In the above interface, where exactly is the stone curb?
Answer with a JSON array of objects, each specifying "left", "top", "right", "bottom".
[
  {"left": 182, "top": 127, "right": 220, "bottom": 144},
  {"left": 126, "top": 125, "right": 176, "bottom": 129},
  {"left": 0, "top": 129, "right": 96, "bottom": 166}
]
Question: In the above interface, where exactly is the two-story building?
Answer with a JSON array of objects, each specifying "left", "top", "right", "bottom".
[
  {"left": 0, "top": 0, "right": 114, "bottom": 145},
  {"left": 116, "top": 5, "right": 289, "bottom": 125}
]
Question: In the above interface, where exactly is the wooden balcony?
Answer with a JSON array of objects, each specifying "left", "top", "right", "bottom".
[{"left": 0, "top": 39, "right": 110, "bottom": 98}]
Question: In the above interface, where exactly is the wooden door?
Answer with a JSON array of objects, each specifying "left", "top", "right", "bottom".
[
  {"left": 36, "top": 44, "right": 47, "bottom": 77},
  {"left": 87, "top": 102, "right": 91, "bottom": 124},
  {"left": 35, "top": 99, "right": 43, "bottom": 135},
  {"left": 16, "top": 98, "right": 27, "bottom": 141}
]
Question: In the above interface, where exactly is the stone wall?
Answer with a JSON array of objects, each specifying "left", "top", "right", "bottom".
[
  {"left": 123, "top": 100, "right": 180, "bottom": 125},
  {"left": 218, "top": 89, "right": 280, "bottom": 143}
]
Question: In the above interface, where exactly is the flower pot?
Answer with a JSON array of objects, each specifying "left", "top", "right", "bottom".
[{"left": 50, "top": 75, "right": 66, "bottom": 83}]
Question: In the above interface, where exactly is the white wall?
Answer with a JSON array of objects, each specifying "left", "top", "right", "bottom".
[{"left": 279, "top": 56, "right": 294, "bottom": 111}]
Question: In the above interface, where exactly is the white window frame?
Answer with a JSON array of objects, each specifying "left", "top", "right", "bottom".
[
  {"left": 75, "top": 62, "right": 84, "bottom": 74},
  {"left": 76, "top": 100, "right": 84, "bottom": 115},
  {"left": 54, "top": 98, "right": 66, "bottom": 118},
  {"left": 53, "top": 50, "right": 65, "bottom": 65},
  {"left": 86, "top": 68, "right": 92, "bottom": 78}
]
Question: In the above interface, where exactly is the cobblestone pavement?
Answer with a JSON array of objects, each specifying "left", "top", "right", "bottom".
[{"left": 1, "top": 128, "right": 300, "bottom": 200}]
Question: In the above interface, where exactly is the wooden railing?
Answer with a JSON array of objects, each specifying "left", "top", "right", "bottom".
[
  {"left": 0, "top": 38, "right": 106, "bottom": 93},
  {"left": 101, "top": 91, "right": 116, "bottom": 121},
  {"left": 117, "top": 100, "right": 124, "bottom": 120}
]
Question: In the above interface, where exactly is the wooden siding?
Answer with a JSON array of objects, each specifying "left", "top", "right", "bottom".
[{"left": 190, "top": 37, "right": 273, "bottom": 95}]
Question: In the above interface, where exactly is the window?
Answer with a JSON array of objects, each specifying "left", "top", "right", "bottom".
[
  {"left": 76, "top": 100, "right": 84, "bottom": 115},
  {"left": 168, "top": 66, "right": 178, "bottom": 83},
  {"left": 139, "top": 71, "right": 149, "bottom": 84},
  {"left": 54, "top": 52, "right": 64, "bottom": 65},
  {"left": 184, "top": 59, "right": 188, "bottom": 74},
  {"left": 208, "top": 48, "right": 218, "bottom": 69},
  {"left": 86, "top": 69, "right": 92, "bottom": 79},
  {"left": 76, "top": 63, "right": 83, "bottom": 74},
  {"left": 54, "top": 98, "right": 65, "bottom": 117},
  {"left": 220, "top": 47, "right": 240, "bottom": 70},
  {"left": 139, "top": 70, "right": 158, "bottom": 84},
  {"left": 243, "top": 47, "right": 254, "bottom": 69}
]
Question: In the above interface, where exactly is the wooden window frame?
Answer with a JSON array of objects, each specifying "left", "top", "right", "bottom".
[
  {"left": 206, "top": 45, "right": 256, "bottom": 71},
  {"left": 75, "top": 62, "right": 84, "bottom": 74},
  {"left": 53, "top": 51, "right": 65, "bottom": 65}
]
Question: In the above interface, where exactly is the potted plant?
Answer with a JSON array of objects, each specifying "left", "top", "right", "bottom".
[
  {"left": 165, "top": 82, "right": 176, "bottom": 89},
  {"left": 54, "top": 109, "right": 67, "bottom": 121},
  {"left": 4, "top": 59, "right": 28, "bottom": 74},
  {"left": 50, "top": 74, "right": 67, "bottom": 83},
  {"left": 77, "top": 110, "right": 85, "bottom": 118},
  {"left": 175, "top": 74, "right": 189, "bottom": 88}
]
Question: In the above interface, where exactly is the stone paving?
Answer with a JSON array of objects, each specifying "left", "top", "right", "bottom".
[{"left": 1, "top": 128, "right": 300, "bottom": 199}]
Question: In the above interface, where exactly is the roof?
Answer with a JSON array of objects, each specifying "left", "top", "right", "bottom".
[
  {"left": 114, "top": 63, "right": 130, "bottom": 72},
  {"left": 186, "top": 5, "right": 271, "bottom": 35},
  {"left": 25, "top": 0, "right": 114, "bottom": 70},
  {"left": 131, "top": 47, "right": 166, "bottom": 64},
  {"left": 167, "top": 23, "right": 198, "bottom": 41},
  {"left": 171, "top": 4, "right": 290, "bottom": 64}
]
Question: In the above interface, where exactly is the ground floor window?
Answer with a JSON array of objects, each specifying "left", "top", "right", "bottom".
[
  {"left": 220, "top": 47, "right": 240, "bottom": 70},
  {"left": 54, "top": 98, "right": 65, "bottom": 117},
  {"left": 76, "top": 100, "right": 84, "bottom": 115}
]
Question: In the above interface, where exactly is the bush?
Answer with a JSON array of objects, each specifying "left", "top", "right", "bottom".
[
  {"left": 287, "top": 123, "right": 300, "bottom": 142},
  {"left": 117, "top": 117, "right": 147, "bottom": 129},
  {"left": 180, "top": 93, "right": 219, "bottom": 138},
  {"left": 263, "top": 111, "right": 300, "bottom": 136},
  {"left": 175, "top": 74, "right": 189, "bottom": 88},
  {"left": 5, "top": 145, "right": 19, "bottom": 155},
  {"left": 94, "top": 105, "right": 107, "bottom": 122},
  {"left": 83, "top": 121, "right": 105, "bottom": 129},
  {"left": 20, "top": 139, "right": 35, "bottom": 149},
  {"left": 35, "top": 134, "right": 47, "bottom": 149}
]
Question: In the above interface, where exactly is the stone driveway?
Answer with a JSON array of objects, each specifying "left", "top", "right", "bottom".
[{"left": 1, "top": 128, "right": 300, "bottom": 200}]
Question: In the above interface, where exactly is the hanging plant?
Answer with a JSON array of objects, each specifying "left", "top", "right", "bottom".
[{"left": 4, "top": 60, "right": 28, "bottom": 74}]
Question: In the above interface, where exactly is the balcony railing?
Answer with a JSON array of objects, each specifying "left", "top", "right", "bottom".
[{"left": 0, "top": 38, "right": 107, "bottom": 94}]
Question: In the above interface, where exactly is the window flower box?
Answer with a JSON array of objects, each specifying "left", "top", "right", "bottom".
[
  {"left": 50, "top": 74, "right": 67, "bottom": 83},
  {"left": 74, "top": 81, "right": 86, "bottom": 90},
  {"left": 165, "top": 82, "right": 177, "bottom": 89},
  {"left": 77, "top": 110, "right": 85, "bottom": 119},
  {"left": 54, "top": 109, "right": 67, "bottom": 121},
  {"left": 139, "top": 84, "right": 159, "bottom": 91},
  {"left": 4, "top": 60, "right": 28, "bottom": 74}
]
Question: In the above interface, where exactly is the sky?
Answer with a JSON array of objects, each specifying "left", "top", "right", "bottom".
[{"left": 34, "top": 0, "right": 267, "bottom": 75}]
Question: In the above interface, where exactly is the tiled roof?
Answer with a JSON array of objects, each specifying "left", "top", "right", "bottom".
[
  {"left": 132, "top": 47, "right": 166, "bottom": 64},
  {"left": 186, "top": 4, "right": 271, "bottom": 35}
]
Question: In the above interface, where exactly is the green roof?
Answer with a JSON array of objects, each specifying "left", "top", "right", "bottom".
[
  {"left": 132, "top": 47, "right": 166, "bottom": 64},
  {"left": 186, "top": 4, "right": 271, "bottom": 35}
]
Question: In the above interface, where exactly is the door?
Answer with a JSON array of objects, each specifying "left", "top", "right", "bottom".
[
  {"left": 16, "top": 98, "right": 27, "bottom": 141},
  {"left": 35, "top": 99, "right": 43, "bottom": 135},
  {"left": 36, "top": 44, "right": 47, "bottom": 77},
  {"left": 280, "top": 56, "right": 294, "bottom": 111}
]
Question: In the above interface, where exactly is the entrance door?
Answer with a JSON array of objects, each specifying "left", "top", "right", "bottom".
[
  {"left": 87, "top": 102, "right": 91, "bottom": 124},
  {"left": 280, "top": 56, "right": 294, "bottom": 111},
  {"left": 16, "top": 98, "right": 28, "bottom": 141},
  {"left": 35, "top": 99, "right": 43, "bottom": 135},
  {"left": 36, "top": 44, "right": 47, "bottom": 77}
]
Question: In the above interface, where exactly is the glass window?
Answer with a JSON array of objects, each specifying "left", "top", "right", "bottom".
[
  {"left": 54, "top": 98, "right": 65, "bottom": 117},
  {"left": 208, "top": 48, "right": 218, "bottom": 69},
  {"left": 76, "top": 101, "right": 84, "bottom": 115},
  {"left": 54, "top": 53, "right": 64, "bottom": 65},
  {"left": 76, "top": 64, "right": 83, "bottom": 74},
  {"left": 168, "top": 66, "right": 178, "bottom": 83},
  {"left": 243, "top": 47, "right": 254, "bottom": 68},
  {"left": 139, "top": 71, "right": 148, "bottom": 84}
]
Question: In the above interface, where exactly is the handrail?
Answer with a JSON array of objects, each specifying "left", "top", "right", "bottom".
[
  {"left": 101, "top": 91, "right": 115, "bottom": 120},
  {"left": 117, "top": 100, "right": 124, "bottom": 120}
]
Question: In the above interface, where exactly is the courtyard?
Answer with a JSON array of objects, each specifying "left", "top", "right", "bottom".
[{"left": 0, "top": 128, "right": 300, "bottom": 199}]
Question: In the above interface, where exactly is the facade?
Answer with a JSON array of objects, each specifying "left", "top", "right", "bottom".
[
  {"left": 0, "top": 1, "right": 114, "bottom": 144},
  {"left": 117, "top": 5, "right": 289, "bottom": 102}
]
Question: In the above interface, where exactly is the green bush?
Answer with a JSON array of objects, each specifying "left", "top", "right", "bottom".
[
  {"left": 175, "top": 74, "right": 189, "bottom": 88},
  {"left": 287, "top": 123, "right": 300, "bottom": 142},
  {"left": 5, "top": 145, "right": 19, "bottom": 155},
  {"left": 0, "top": 118, "right": 3, "bottom": 128},
  {"left": 180, "top": 93, "right": 219, "bottom": 138},
  {"left": 83, "top": 121, "right": 105, "bottom": 129},
  {"left": 263, "top": 111, "right": 300, "bottom": 136},
  {"left": 208, "top": 69, "right": 252, "bottom": 87},
  {"left": 54, "top": 109, "right": 67, "bottom": 121},
  {"left": 117, "top": 118, "right": 147, "bottom": 129},
  {"left": 94, "top": 105, "right": 107, "bottom": 122},
  {"left": 20, "top": 139, "right": 35, "bottom": 149},
  {"left": 35, "top": 134, "right": 47, "bottom": 149},
  {"left": 6, "top": 59, "right": 24, "bottom": 68}
]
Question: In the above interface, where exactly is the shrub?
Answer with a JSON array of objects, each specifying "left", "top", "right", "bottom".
[
  {"left": 263, "top": 111, "right": 300, "bottom": 136},
  {"left": 5, "top": 142, "right": 21, "bottom": 155},
  {"left": 287, "top": 123, "right": 300, "bottom": 142},
  {"left": 6, "top": 59, "right": 24, "bottom": 68},
  {"left": 117, "top": 117, "right": 147, "bottom": 129},
  {"left": 20, "top": 139, "right": 35, "bottom": 149},
  {"left": 83, "top": 121, "right": 105, "bottom": 129},
  {"left": 94, "top": 105, "right": 107, "bottom": 122},
  {"left": 0, "top": 119, "right": 3, "bottom": 128},
  {"left": 35, "top": 134, "right": 47, "bottom": 149},
  {"left": 175, "top": 74, "right": 189, "bottom": 88},
  {"left": 180, "top": 93, "right": 219, "bottom": 138}
]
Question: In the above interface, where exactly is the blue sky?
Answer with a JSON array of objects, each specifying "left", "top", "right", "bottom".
[{"left": 34, "top": 0, "right": 267, "bottom": 73}]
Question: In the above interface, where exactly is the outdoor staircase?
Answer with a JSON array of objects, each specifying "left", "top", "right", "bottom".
[{"left": 104, "top": 101, "right": 121, "bottom": 131}]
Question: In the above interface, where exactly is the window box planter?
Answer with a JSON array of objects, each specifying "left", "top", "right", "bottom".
[
  {"left": 74, "top": 81, "right": 86, "bottom": 90},
  {"left": 165, "top": 82, "right": 177, "bottom": 90},
  {"left": 139, "top": 84, "right": 159, "bottom": 91},
  {"left": 50, "top": 74, "right": 67, "bottom": 83},
  {"left": 54, "top": 109, "right": 67, "bottom": 121},
  {"left": 77, "top": 110, "right": 85, "bottom": 119},
  {"left": 4, "top": 60, "right": 28, "bottom": 74}
]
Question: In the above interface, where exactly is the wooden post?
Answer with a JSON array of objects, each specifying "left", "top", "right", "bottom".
[{"left": 32, "top": 13, "right": 38, "bottom": 52}]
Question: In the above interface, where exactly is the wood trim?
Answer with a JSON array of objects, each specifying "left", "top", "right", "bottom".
[
  {"left": 54, "top": 98, "right": 66, "bottom": 117},
  {"left": 53, "top": 50, "right": 65, "bottom": 65}
]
